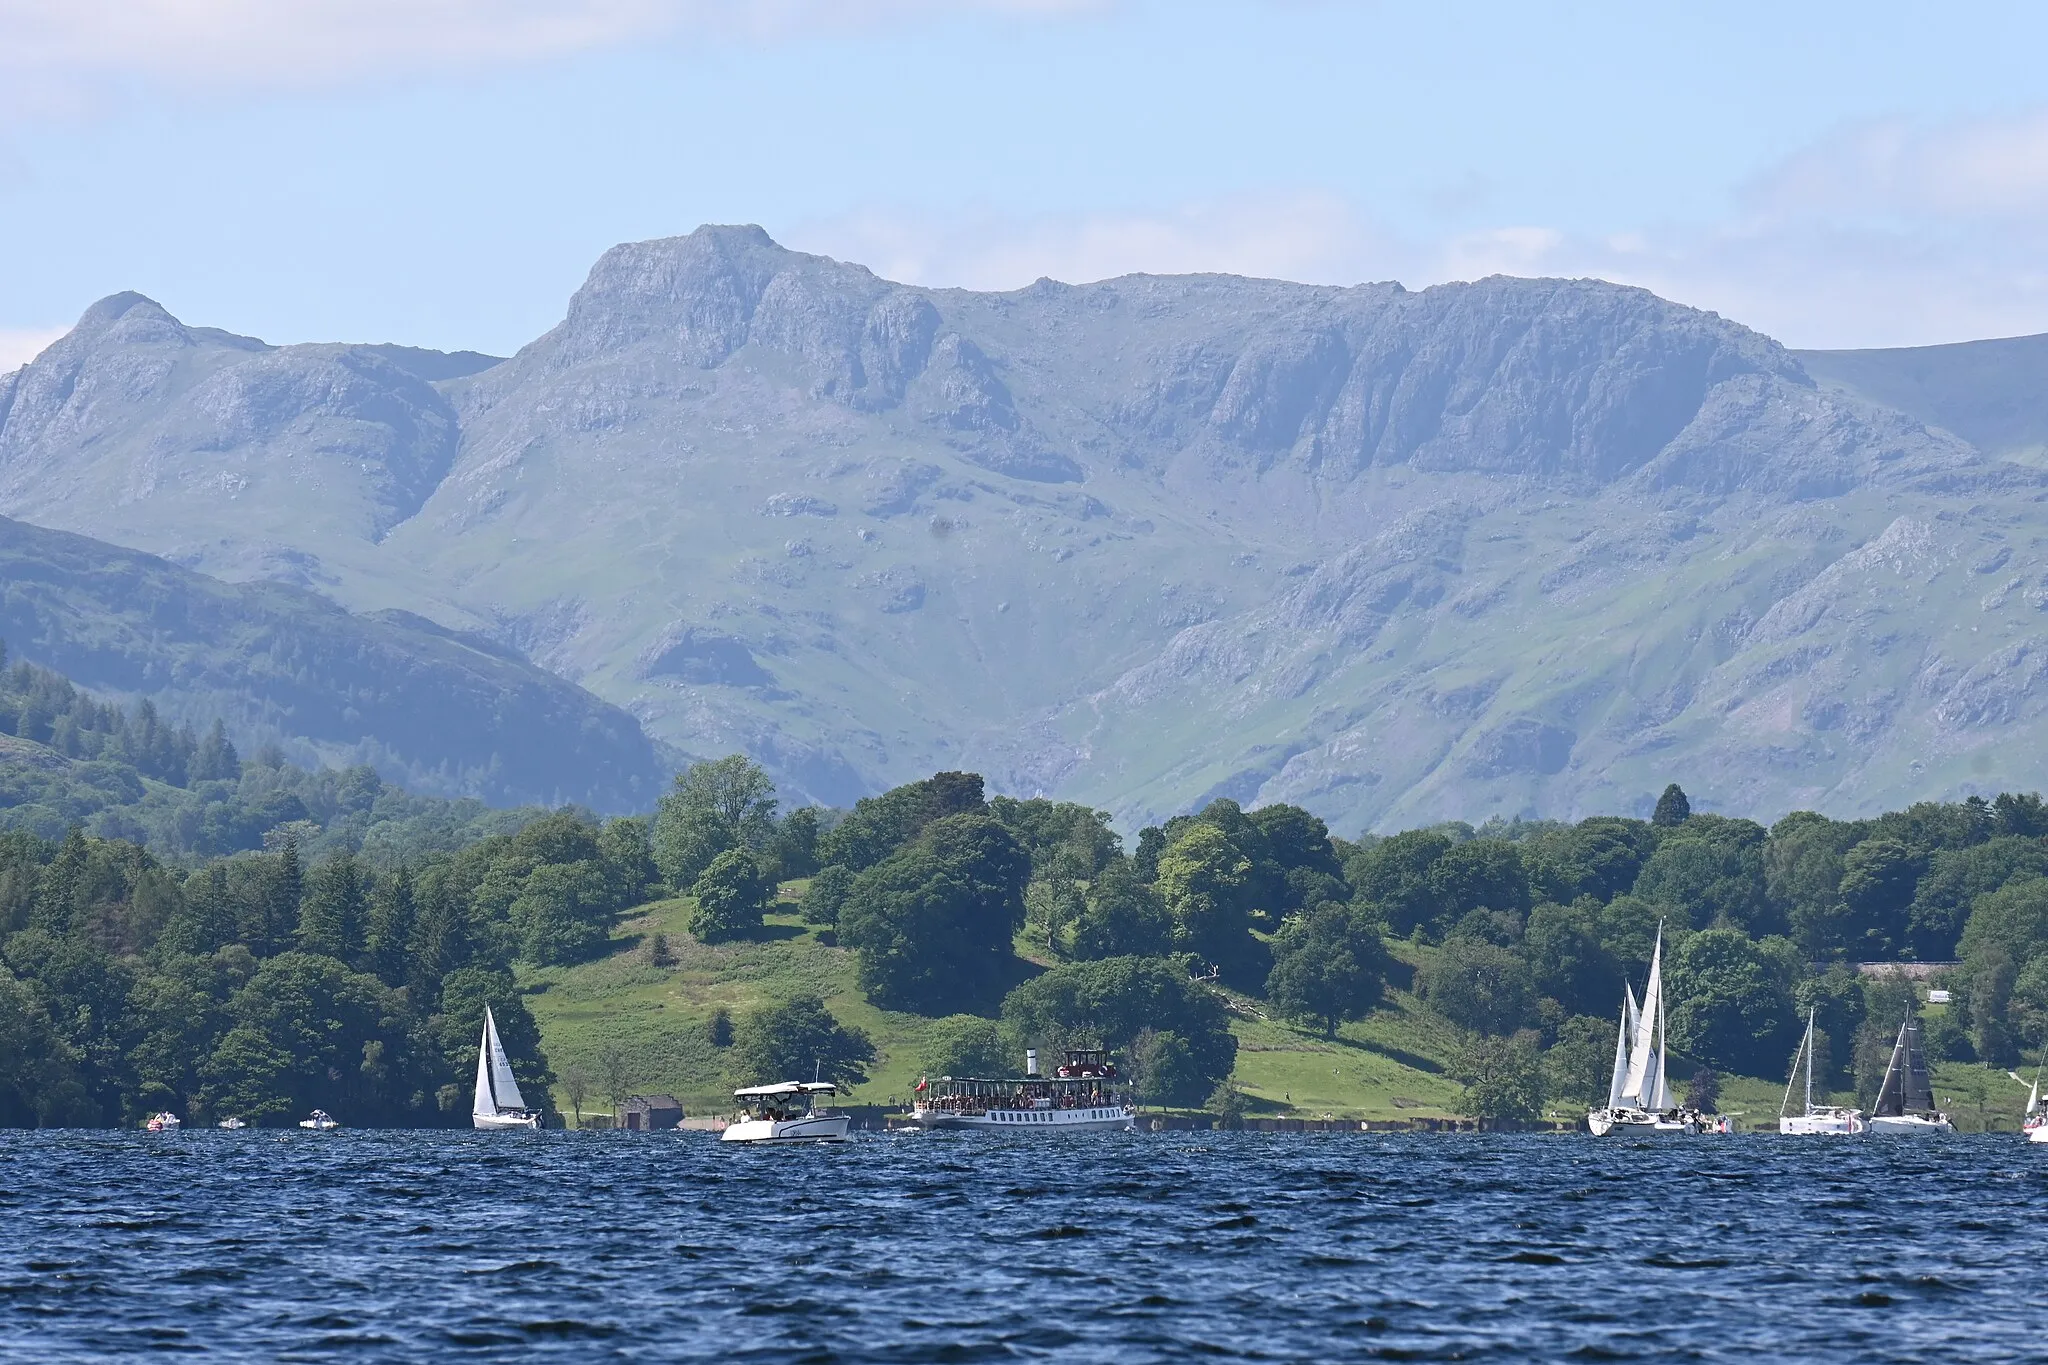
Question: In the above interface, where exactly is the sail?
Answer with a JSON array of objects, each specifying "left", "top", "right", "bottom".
[
  {"left": 1872, "top": 1020, "right": 1909, "bottom": 1117},
  {"left": 1621, "top": 932, "right": 1664, "bottom": 1107},
  {"left": 1780, "top": 1013, "right": 1810, "bottom": 1120},
  {"left": 1605, "top": 989, "right": 1634, "bottom": 1108},
  {"left": 1649, "top": 973, "right": 1672, "bottom": 1112},
  {"left": 1901, "top": 1021, "right": 1934, "bottom": 1113},
  {"left": 2029, "top": 1080, "right": 2040, "bottom": 1118},
  {"left": 485, "top": 1007, "right": 527, "bottom": 1112},
  {"left": 472, "top": 1025, "right": 496, "bottom": 1118}
]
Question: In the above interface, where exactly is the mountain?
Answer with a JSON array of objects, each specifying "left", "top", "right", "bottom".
[
  {"left": 3, "top": 226, "right": 2043, "bottom": 830},
  {"left": 0, "top": 514, "right": 665, "bottom": 811},
  {"left": 1796, "top": 333, "right": 2048, "bottom": 465}
]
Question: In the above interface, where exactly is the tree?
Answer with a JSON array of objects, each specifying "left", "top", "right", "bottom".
[
  {"left": 1451, "top": 1031, "right": 1544, "bottom": 1122},
  {"left": 1653, "top": 783, "right": 1691, "bottom": 828},
  {"left": 597, "top": 816, "right": 660, "bottom": 908},
  {"left": 1687, "top": 1067, "right": 1721, "bottom": 1112},
  {"left": 1419, "top": 935, "right": 1536, "bottom": 1035},
  {"left": 1264, "top": 904, "right": 1388, "bottom": 1037},
  {"left": 690, "top": 850, "right": 770, "bottom": 943},
  {"left": 296, "top": 852, "right": 367, "bottom": 964},
  {"left": 364, "top": 866, "right": 415, "bottom": 988},
  {"left": 1633, "top": 817, "right": 1773, "bottom": 934},
  {"left": 199, "top": 952, "right": 416, "bottom": 1126},
  {"left": 799, "top": 864, "right": 855, "bottom": 926},
  {"left": 652, "top": 755, "right": 778, "bottom": 889},
  {"left": 1664, "top": 927, "right": 1797, "bottom": 1075},
  {"left": 1543, "top": 1015, "right": 1615, "bottom": 1103},
  {"left": 1070, "top": 862, "right": 1173, "bottom": 960},
  {"left": 510, "top": 861, "right": 613, "bottom": 965},
  {"left": 730, "top": 994, "right": 875, "bottom": 1087},
  {"left": 1126, "top": 1028, "right": 1207, "bottom": 1106},
  {"left": 561, "top": 1063, "right": 590, "bottom": 1125},
  {"left": 1908, "top": 838, "right": 2048, "bottom": 961},
  {"left": 1024, "top": 875, "right": 1084, "bottom": 955},
  {"left": 1426, "top": 839, "right": 1530, "bottom": 927},
  {"left": 919, "top": 1015, "right": 1009, "bottom": 1079},
  {"left": 1524, "top": 897, "right": 1613, "bottom": 1017},
  {"left": 1836, "top": 837, "right": 1925, "bottom": 958},
  {"left": 1154, "top": 823, "right": 1259, "bottom": 979},
  {"left": 708, "top": 1007, "right": 734, "bottom": 1048},
  {"left": 999, "top": 956, "right": 1238, "bottom": 1097},
  {"left": 1347, "top": 829, "right": 1451, "bottom": 938},
  {"left": 597, "top": 1044, "right": 633, "bottom": 1121},
  {"left": 837, "top": 813, "right": 1030, "bottom": 1014},
  {"left": 821, "top": 772, "right": 987, "bottom": 873},
  {"left": 436, "top": 966, "right": 552, "bottom": 1112},
  {"left": 768, "top": 806, "right": 823, "bottom": 882}
]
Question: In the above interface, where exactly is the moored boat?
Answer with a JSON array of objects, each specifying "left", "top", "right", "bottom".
[
  {"left": 143, "top": 1111, "right": 181, "bottom": 1133},
  {"left": 910, "top": 1048, "right": 1135, "bottom": 1133},
  {"left": 1779, "top": 1008, "right": 1865, "bottom": 1135},
  {"left": 471, "top": 1005, "right": 543, "bottom": 1131},
  {"left": 216, "top": 1116, "right": 247, "bottom": 1130},
  {"left": 720, "top": 1082, "right": 850, "bottom": 1143},
  {"left": 1587, "top": 929, "right": 1710, "bottom": 1136},
  {"left": 1867, "top": 1018, "right": 1953, "bottom": 1135},
  {"left": 298, "top": 1109, "right": 340, "bottom": 1130}
]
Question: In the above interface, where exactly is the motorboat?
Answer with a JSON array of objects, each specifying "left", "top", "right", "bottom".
[
  {"left": 1867, "top": 1018, "right": 1953, "bottom": 1135},
  {"left": 1587, "top": 929, "right": 1709, "bottom": 1136},
  {"left": 910, "top": 1048, "right": 1136, "bottom": 1132},
  {"left": 1779, "top": 1008, "right": 1866, "bottom": 1135},
  {"left": 143, "top": 1112, "right": 181, "bottom": 1133},
  {"left": 471, "top": 1005, "right": 543, "bottom": 1131},
  {"left": 217, "top": 1116, "right": 247, "bottom": 1130},
  {"left": 298, "top": 1109, "right": 340, "bottom": 1130},
  {"left": 720, "top": 1082, "right": 851, "bottom": 1143}
]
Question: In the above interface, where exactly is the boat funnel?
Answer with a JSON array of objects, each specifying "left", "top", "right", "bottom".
[{"left": 1026, "top": 1049, "right": 1040, "bottom": 1077}]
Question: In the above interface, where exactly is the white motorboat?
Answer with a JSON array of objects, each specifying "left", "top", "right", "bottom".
[
  {"left": 143, "top": 1112, "right": 181, "bottom": 1133},
  {"left": 720, "top": 1082, "right": 851, "bottom": 1143},
  {"left": 910, "top": 1048, "right": 1136, "bottom": 1133},
  {"left": 1779, "top": 1008, "right": 1866, "bottom": 1135},
  {"left": 216, "top": 1116, "right": 247, "bottom": 1130},
  {"left": 1587, "top": 929, "right": 1709, "bottom": 1136},
  {"left": 299, "top": 1109, "right": 340, "bottom": 1130},
  {"left": 1866, "top": 1018, "right": 1953, "bottom": 1135},
  {"left": 472, "top": 1005, "right": 543, "bottom": 1131}
]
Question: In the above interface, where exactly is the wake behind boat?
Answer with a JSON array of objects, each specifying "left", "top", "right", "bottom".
[
  {"left": 721, "top": 1082, "right": 850, "bottom": 1143},
  {"left": 472, "top": 1005, "right": 542, "bottom": 1131},
  {"left": 1779, "top": 1008, "right": 1865, "bottom": 1135},
  {"left": 911, "top": 1048, "right": 1135, "bottom": 1132},
  {"left": 1587, "top": 929, "right": 1709, "bottom": 1136},
  {"left": 1868, "top": 1018, "right": 1953, "bottom": 1135}
]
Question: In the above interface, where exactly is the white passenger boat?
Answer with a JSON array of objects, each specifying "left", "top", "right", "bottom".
[
  {"left": 1587, "top": 930, "right": 1710, "bottom": 1136},
  {"left": 1867, "top": 1018, "right": 1953, "bottom": 1135},
  {"left": 472, "top": 1005, "right": 543, "bottom": 1131},
  {"left": 720, "top": 1082, "right": 851, "bottom": 1143},
  {"left": 910, "top": 1048, "right": 1135, "bottom": 1133},
  {"left": 298, "top": 1109, "right": 340, "bottom": 1130},
  {"left": 1779, "top": 1008, "right": 1866, "bottom": 1135}
]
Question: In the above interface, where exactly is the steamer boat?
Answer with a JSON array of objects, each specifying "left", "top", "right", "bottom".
[{"left": 910, "top": 1048, "right": 1135, "bottom": 1133}]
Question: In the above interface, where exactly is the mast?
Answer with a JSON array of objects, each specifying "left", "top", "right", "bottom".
[
  {"left": 1804, "top": 1008, "right": 1815, "bottom": 1115},
  {"left": 1873, "top": 1019, "right": 1909, "bottom": 1118},
  {"left": 1652, "top": 971, "right": 1671, "bottom": 1112},
  {"left": 1780, "top": 1012, "right": 1809, "bottom": 1121}
]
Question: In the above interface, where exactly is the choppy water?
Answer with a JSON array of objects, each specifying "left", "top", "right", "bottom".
[{"left": 2, "top": 1128, "right": 2042, "bottom": 1361}]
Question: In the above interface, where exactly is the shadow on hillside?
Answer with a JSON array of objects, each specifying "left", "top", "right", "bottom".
[
  {"left": 1328, "top": 1034, "right": 1444, "bottom": 1075},
  {"left": 728, "top": 922, "right": 806, "bottom": 944}
]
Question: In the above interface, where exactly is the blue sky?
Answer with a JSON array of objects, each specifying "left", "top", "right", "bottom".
[{"left": 5, "top": 0, "right": 2048, "bottom": 366}]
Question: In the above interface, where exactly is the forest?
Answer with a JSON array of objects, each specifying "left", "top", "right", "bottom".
[{"left": 6, "top": 647, "right": 2048, "bottom": 1127}]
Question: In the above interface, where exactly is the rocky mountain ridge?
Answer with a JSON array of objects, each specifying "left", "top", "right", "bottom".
[{"left": 2, "top": 226, "right": 2041, "bottom": 830}]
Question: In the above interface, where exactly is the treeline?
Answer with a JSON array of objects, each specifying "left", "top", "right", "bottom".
[
  {"left": 653, "top": 761, "right": 2048, "bottom": 1118},
  {"left": 0, "top": 644, "right": 550, "bottom": 861},
  {"left": 0, "top": 810, "right": 659, "bottom": 1128}
]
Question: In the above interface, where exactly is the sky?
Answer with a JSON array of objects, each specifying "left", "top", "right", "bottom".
[{"left": 5, "top": 0, "right": 2048, "bottom": 368}]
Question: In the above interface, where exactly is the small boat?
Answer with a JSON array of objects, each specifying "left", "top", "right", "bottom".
[
  {"left": 720, "top": 1082, "right": 851, "bottom": 1143},
  {"left": 471, "top": 1005, "right": 543, "bottom": 1131},
  {"left": 910, "top": 1048, "right": 1136, "bottom": 1132},
  {"left": 1779, "top": 1008, "right": 1866, "bottom": 1135},
  {"left": 298, "top": 1109, "right": 340, "bottom": 1131},
  {"left": 217, "top": 1116, "right": 247, "bottom": 1130},
  {"left": 143, "top": 1112, "right": 181, "bottom": 1133},
  {"left": 1587, "top": 929, "right": 1709, "bottom": 1136},
  {"left": 2022, "top": 1050, "right": 2048, "bottom": 1144},
  {"left": 1867, "top": 1018, "right": 1953, "bottom": 1135}
]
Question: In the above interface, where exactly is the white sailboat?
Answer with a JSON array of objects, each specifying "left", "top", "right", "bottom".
[
  {"left": 1587, "top": 929, "right": 1706, "bottom": 1136},
  {"left": 1867, "top": 1018, "right": 1953, "bottom": 1135},
  {"left": 472, "top": 1005, "right": 543, "bottom": 1131},
  {"left": 1778, "top": 1008, "right": 1865, "bottom": 1135}
]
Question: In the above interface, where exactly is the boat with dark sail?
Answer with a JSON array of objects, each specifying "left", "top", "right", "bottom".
[
  {"left": 911, "top": 1048, "right": 1135, "bottom": 1132},
  {"left": 1868, "top": 1018, "right": 1953, "bottom": 1135}
]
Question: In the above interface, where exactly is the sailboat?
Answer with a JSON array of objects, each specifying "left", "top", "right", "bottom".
[
  {"left": 472, "top": 1005, "right": 543, "bottom": 1131},
  {"left": 1867, "top": 1017, "right": 1953, "bottom": 1135},
  {"left": 1778, "top": 1008, "right": 1865, "bottom": 1135},
  {"left": 2025, "top": 1062, "right": 2048, "bottom": 1144},
  {"left": 1587, "top": 929, "right": 1705, "bottom": 1136}
]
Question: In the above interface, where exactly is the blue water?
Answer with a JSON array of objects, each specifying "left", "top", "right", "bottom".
[{"left": 2, "top": 1129, "right": 2038, "bottom": 1361}]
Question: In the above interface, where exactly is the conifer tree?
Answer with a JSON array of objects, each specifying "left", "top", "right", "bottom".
[{"left": 298, "top": 852, "right": 368, "bottom": 963}]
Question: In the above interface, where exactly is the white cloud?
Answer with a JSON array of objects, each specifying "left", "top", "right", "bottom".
[
  {"left": 0, "top": 326, "right": 64, "bottom": 372},
  {"left": 0, "top": 0, "right": 1108, "bottom": 115},
  {"left": 788, "top": 107, "right": 2048, "bottom": 350}
]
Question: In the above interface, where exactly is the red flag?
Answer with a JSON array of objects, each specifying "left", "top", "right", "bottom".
[{"left": 915, "top": 1076, "right": 928, "bottom": 1092}]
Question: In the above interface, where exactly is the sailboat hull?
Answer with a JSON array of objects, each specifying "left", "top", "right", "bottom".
[
  {"left": 473, "top": 1110, "right": 542, "bottom": 1131},
  {"left": 2025, "top": 1121, "right": 2048, "bottom": 1144},
  {"left": 1587, "top": 1107, "right": 1704, "bottom": 1136},
  {"left": 1779, "top": 1111, "right": 1865, "bottom": 1135},
  {"left": 1868, "top": 1113, "right": 1954, "bottom": 1135}
]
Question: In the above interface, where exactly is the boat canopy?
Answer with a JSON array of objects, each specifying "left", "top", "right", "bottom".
[{"left": 733, "top": 1082, "right": 838, "bottom": 1098}]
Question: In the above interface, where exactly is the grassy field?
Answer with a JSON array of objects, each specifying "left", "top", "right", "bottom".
[{"left": 520, "top": 894, "right": 2039, "bottom": 1131}]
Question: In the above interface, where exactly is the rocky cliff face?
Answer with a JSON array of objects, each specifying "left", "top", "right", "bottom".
[{"left": 0, "top": 226, "right": 2034, "bottom": 828}]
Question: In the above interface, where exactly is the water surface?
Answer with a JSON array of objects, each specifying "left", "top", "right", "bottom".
[{"left": 2, "top": 1129, "right": 2037, "bottom": 1360}]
